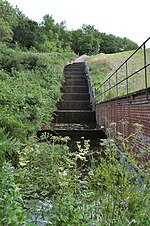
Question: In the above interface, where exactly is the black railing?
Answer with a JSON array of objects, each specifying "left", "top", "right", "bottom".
[{"left": 96, "top": 37, "right": 150, "bottom": 104}]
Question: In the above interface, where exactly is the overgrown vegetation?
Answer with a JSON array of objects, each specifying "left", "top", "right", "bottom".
[
  {"left": 0, "top": 43, "right": 76, "bottom": 224},
  {"left": 88, "top": 48, "right": 150, "bottom": 101},
  {"left": 0, "top": 43, "right": 75, "bottom": 164},
  {"left": 1, "top": 129, "right": 149, "bottom": 225}
]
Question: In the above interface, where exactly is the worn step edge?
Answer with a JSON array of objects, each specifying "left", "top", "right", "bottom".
[
  {"left": 61, "top": 86, "right": 89, "bottom": 93},
  {"left": 54, "top": 111, "right": 96, "bottom": 123},
  {"left": 57, "top": 101, "right": 92, "bottom": 110},
  {"left": 62, "top": 93, "right": 90, "bottom": 100}
]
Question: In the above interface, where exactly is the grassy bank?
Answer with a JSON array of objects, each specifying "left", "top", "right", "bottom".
[{"left": 87, "top": 48, "right": 150, "bottom": 101}]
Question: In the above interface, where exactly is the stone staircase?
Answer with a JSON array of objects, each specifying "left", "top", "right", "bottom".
[{"left": 37, "top": 62, "right": 106, "bottom": 149}]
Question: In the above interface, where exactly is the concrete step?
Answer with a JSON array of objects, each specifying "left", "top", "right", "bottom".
[
  {"left": 65, "top": 63, "right": 84, "bottom": 69},
  {"left": 62, "top": 93, "right": 90, "bottom": 100},
  {"left": 57, "top": 100, "right": 92, "bottom": 110},
  {"left": 61, "top": 86, "right": 89, "bottom": 93},
  {"left": 64, "top": 74, "right": 86, "bottom": 79},
  {"left": 54, "top": 110, "right": 96, "bottom": 123},
  {"left": 65, "top": 63, "right": 84, "bottom": 67},
  {"left": 64, "top": 67, "right": 84, "bottom": 72},
  {"left": 64, "top": 79, "right": 87, "bottom": 86},
  {"left": 65, "top": 71, "right": 85, "bottom": 75},
  {"left": 37, "top": 123, "right": 106, "bottom": 141}
]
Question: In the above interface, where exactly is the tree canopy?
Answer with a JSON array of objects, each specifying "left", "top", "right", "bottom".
[{"left": 0, "top": 0, "right": 139, "bottom": 54}]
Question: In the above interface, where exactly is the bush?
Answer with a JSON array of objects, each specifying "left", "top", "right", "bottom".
[
  {"left": 0, "top": 44, "right": 76, "bottom": 224},
  {"left": 15, "top": 138, "right": 69, "bottom": 199},
  {"left": 0, "top": 44, "right": 74, "bottom": 162}
]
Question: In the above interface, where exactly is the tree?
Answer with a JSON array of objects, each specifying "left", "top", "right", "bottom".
[
  {"left": 70, "top": 25, "right": 101, "bottom": 55},
  {"left": 121, "top": 37, "right": 138, "bottom": 51},
  {"left": 41, "top": 14, "right": 56, "bottom": 41},
  {"left": 0, "top": 0, "right": 17, "bottom": 27},
  {"left": 0, "top": 1, "right": 139, "bottom": 54},
  {"left": 13, "top": 18, "right": 43, "bottom": 49},
  {"left": 0, "top": 18, "right": 13, "bottom": 42},
  {"left": 99, "top": 33, "right": 118, "bottom": 53},
  {"left": 70, "top": 29, "right": 84, "bottom": 54},
  {"left": 57, "top": 22, "right": 72, "bottom": 50},
  {"left": 0, "top": 0, "right": 18, "bottom": 44},
  {"left": 82, "top": 24, "right": 98, "bottom": 35},
  {"left": 40, "top": 15, "right": 71, "bottom": 51}
]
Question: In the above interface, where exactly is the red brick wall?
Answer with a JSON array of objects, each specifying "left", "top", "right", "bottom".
[{"left": 96, "top": 89, "right": 150, "bottom": 161}]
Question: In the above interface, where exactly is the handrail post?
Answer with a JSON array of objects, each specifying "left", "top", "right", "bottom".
[
  {"left": 109, "top": 78, "right": 111, "bottom": 99},
  {"left": 143, "top": 43, "right": 148, "bottom": 100},
  {"left": 115, "top": 70, "right": 118, "bottom": 99},
  {"left": 125, "top": 61, "right": 129, "bottom": 101},
  {"left": 104, "top": 82, "right": 106, "bottom": 101}
]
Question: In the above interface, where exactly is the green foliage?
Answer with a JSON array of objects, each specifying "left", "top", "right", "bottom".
[
  {"left": 13, "top": 18, "right": 44, "bottom": 49},
  {"left": 0, "top": 0, "right": 17, "bottom": 44},
  {"left": 0, "top": 18, "right": 13, "bottom": 42},
  {"left": 70, "top": 25, "right": 101, "bottom": 55},
  {"left": 13, "top": 134, "right": 149, "bottom": 225},
  {"left": 0, "top": 162, "right": 25, "bottom": 225},
  {"left": 0, "top": 41, "right": 75, "bottom": 225},
  {"left": 0, "top": 128, "right": 21, "bottom": 165},
  {"left": 88, "top": 137, "right": 149, "bottom": 225},
  {"left": 38, "top": 38, "right": 57, "bottom": 52},
  {"left": 0, "top": 0, "right": 18, "bottom": 27},
  {"left": 39, "top": 14, "right": 71, "bottom": 52},
  {"left": 100, "top": 33, "right": 138, "bottom": 54},
  {"left": 1, "top": 121, "right": 148, "bottom": 225},
  {"left": 49, "top": 137, "right": 149, "bottom": 225},
  {"left": 41, "top": 14, "right": 56, "bottom": 40},
  {"left": 15, "top": 138, "right": 70, "bottom": 199},
  {"left": 70, "top": 25, "right": 138, "bottom": 55},
  {"left": 0, "top": 44, "right": 74, "bottom": 167},
  {"left": 0, "top": 1, "right": 139, "bottom": 53}
]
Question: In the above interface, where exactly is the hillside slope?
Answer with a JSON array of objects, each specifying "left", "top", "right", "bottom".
[{"left": 87, "top": 48, "right": 150, "bottom": 101}]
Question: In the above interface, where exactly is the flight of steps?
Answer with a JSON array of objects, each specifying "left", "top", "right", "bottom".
[
  {"left": 37, "top": 62, "right": 106, "bottom": 151},
  {"left": 55, "top": 62, "right": 95, "bottom": 125}
]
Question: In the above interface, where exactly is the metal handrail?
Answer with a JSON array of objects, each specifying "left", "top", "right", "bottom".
[{"left": 96, "top": 37, "right": 150, "bottom": 104}]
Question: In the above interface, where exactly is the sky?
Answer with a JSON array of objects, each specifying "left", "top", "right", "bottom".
[{"left": 7, "top": 0, "right": 150, "bottom": 47}]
